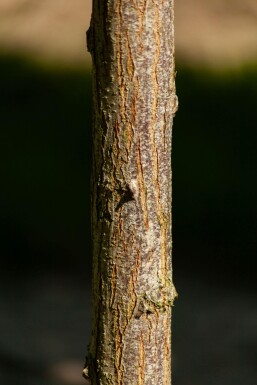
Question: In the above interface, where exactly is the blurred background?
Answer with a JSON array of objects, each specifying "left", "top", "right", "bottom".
[{"left": 0, "top": 1, "right": 256, "bottom": 384}]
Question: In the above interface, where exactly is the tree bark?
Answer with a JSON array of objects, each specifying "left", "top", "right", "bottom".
[{"left": 84, "top": 1, "right": 178, "bottom": 385}]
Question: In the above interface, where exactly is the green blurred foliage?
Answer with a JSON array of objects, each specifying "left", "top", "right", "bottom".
[
  {"left": 0, "top": 55, "right": 92, "bottom": 273},
  {"left": 0, "top": 55, "right": 256, "bottom": 279},
  {"left": 174, "top": 64, "right": 257, "bottom": 277}
]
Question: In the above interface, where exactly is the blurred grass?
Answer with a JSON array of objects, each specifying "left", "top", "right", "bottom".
[{"left": 0, "top": 54, "right": 256, "bottom": 280}]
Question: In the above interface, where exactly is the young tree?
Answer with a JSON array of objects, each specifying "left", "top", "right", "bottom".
[{"left": 84, "top": 1, "right": 178, "bottom": 384}]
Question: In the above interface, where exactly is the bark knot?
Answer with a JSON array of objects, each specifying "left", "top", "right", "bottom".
[
  {"left": 115, "top": 184, "right": 135, "bottom": 211},
  {"left": 171, "top": 94, "right": 179, "bottom": 116},
  {"left": 135, "top": 283, "right": 178, "bottom": 319}
]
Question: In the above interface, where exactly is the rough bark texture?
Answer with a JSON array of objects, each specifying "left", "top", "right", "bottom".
[{"left": 84, "top": 1, "right": 178, "bottom": 385}]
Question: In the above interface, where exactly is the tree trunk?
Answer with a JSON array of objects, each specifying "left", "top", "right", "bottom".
[{"left": 84, "top": 1, "right": 178, "bottom": 385}]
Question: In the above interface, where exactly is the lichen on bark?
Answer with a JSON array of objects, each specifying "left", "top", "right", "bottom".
[{"left": 85, "top": 1, "right": 178, "bottom": 385}]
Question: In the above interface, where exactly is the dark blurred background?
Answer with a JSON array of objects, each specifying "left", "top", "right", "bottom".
[{"left": 0, "top": 1, "right": 256, "bottom": 385}]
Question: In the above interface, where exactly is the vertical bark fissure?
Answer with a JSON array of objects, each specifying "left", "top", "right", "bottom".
[{"left": 85, "top": 1, "right": 178, "bottom": 384}]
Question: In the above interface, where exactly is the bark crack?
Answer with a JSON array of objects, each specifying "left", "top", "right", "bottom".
[{"left": 137, "top": 141, "right": 149, "bottom": 229}]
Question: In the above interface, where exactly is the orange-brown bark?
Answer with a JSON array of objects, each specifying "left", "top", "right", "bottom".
[{"left": 84, "top": 1, "right": 178, "bottom": 384}]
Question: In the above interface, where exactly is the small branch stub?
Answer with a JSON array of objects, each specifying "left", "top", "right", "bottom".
[
  {"left": 86, "top": 22, "right": 93, "bottom": 54},
  {"left": 82, "top": 366, "right": 90, "bottom": 383}
]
